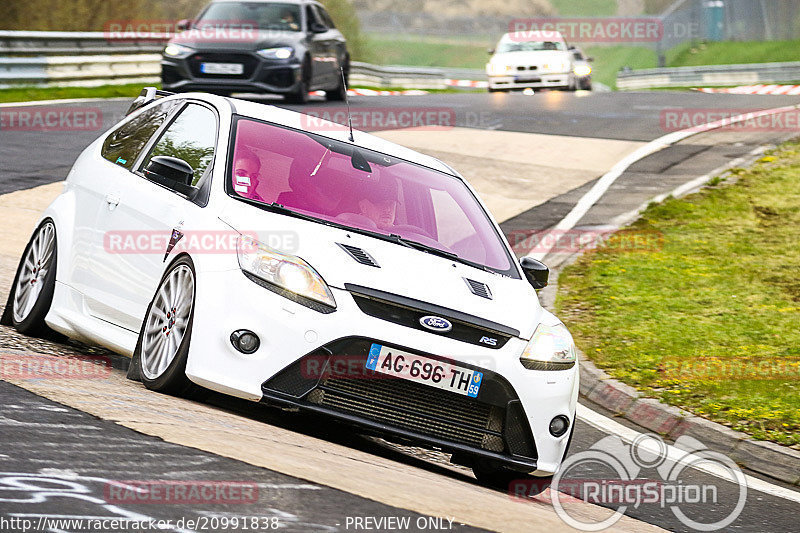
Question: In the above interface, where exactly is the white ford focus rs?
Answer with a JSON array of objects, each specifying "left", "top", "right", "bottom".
[{"left": 3, "top": 88, "right": 578, "bottom": 487}]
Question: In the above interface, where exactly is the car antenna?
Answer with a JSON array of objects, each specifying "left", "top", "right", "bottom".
[{"left": 340, "top": 66, "right": 355, "bottom": 142}]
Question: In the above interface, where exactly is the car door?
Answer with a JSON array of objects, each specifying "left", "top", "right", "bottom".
[
  {"left": 89, "top": 101, "right": 218, "bottom": 332},
  {"left": 69, "top": 99, "right": 182, "bottom": 316}
]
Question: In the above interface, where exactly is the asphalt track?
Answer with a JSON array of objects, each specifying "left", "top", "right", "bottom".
[{"left": 1, "top": 90, "right": 800, "bottom": 532}]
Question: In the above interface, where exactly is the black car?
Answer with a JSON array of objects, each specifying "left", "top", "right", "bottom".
[{"left": 161, "top": 0, "right": 349, "bottom": 103}]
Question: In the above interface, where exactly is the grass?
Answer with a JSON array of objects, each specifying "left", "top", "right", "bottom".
[
  {"left": 366, "top": 34, "right": 490, "bottom": 69},
  {"left": 550, "top": 0, "right": 619, "bottom": 16},
  {"left": 667, "top": 39, "right": 800, "bottom": 67},
  {"left": 556, "top": 142, "right": 800, "bottom": 447},
  {"left": 0, "top": 83, "right": 149, "bottom": 104}
]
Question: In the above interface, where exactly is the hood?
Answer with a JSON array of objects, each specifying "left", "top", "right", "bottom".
[
  {"left": 219, "top": 204, "right": 541, "bottom": 339},
  {"left": 169, "top": 29, "right": 306, "bottom": 52},
  {"left": 491, "top": 50, "right": 570, "bottom": 68}
]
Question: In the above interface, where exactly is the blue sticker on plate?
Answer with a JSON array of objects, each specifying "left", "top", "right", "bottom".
[
  {"left": 467, "top": 371, "right": 483, "bottom": 398},
  {"left": 366, "top": 343, "right": 382, "bottom": 370}
]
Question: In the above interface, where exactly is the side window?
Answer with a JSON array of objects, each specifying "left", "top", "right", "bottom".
[
  {"left": 317, "top": 6, "right": 335, "bottom": 28},
  {"left": 141, "top": 104, "right": 217, "bottom": 186},
  {"left": 305, "top": 5, "right": 321, "bottom": 28},
  {"left": 101, "top": 99, "right": 181, "bottom": 170}
]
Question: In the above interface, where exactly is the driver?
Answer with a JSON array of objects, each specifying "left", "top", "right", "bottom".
[
  {"left": 358, "top": 176, "right": 398, "bottom": 230},
  {"left": 280, "top": 9, "right": 299, "bottom": 31},
  {"left": 233, "top": 147, "right": 265, "bottom": 202}
]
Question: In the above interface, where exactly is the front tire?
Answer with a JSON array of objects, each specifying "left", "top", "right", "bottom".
[
  {"left": 6, "top": 220, "right": 58, "bottom": 336},
  {"left": 285, "top": 59, "right": 311, "bottom": 104},
  {"left": 326, "top": 57, "right": 349, "bottom": 101},
  {"left": 134, "top": 256, "right": 197, "bottom": 396}
]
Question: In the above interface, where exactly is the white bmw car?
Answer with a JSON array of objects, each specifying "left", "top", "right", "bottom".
[{"left": 3, "top": 88, "right": 578, "bottom": 487}]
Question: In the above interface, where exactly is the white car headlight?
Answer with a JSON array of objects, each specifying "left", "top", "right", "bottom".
[
  {"left": 574, "top": 64, "right": 592, "bottom": 77},
  {"left": 237, "top": 236, "right": 335, "bottom": 309},
  {"left": 487, "top": 62, "right": 511, "bottom": 76},
  {"left": 520, "top": 323, "right": 577, "bottom": 370},
  {"left": 256, "top": 47, "right": 294, "bottom": 60},
  {"left": 163, "top": 44, "right": 193, "bottom": 58}
]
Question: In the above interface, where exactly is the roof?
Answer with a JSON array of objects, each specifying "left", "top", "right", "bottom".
[{"left": 502, "top": 30, "right": 566, "bottom": 42}]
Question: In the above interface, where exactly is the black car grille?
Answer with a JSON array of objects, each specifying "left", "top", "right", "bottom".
[
  {"left": 260, "top": 67, "right": 295, "bottom": 88},
  {"left": 262, "top": 338, "right": 537, "bottom": 460},
  {"left": 188, "top": 52, "right": 258, "bottom": 79},
  {"left": 308, "top": 373, "right": 506, "bottom": 451},
  {"left": 346, "top": 284, "right": 515, "bottom": 350}
]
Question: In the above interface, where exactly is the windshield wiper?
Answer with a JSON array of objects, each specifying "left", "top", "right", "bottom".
[
  {"left": 240, "top": 199, "right": 333, "bottom": 226},
  {"left": 389, "top": 234, "right": 495, "bottom": 273}
]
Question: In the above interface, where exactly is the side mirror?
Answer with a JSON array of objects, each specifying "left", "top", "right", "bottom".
[
  {"left": 144, "top": 156, "right": 195, "bottom": 196},
  {"left": 487, "top": 48, "right": 495, "bottom": 55},
  {"left": 520, "top": 257, "right": 549, "bottom": 290},
  {"left": 176, "top": 19, "right": 192, "bottom": 31},
  {"left": 587, "top": 57, "right": 595, "bottom": 62},
  {"left": 310, "top": 23, "right": 327, "bottom": 33}
]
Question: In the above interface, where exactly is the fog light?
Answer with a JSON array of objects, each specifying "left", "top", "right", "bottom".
[
  {"left": 549, "top": 415, "right": 570, "bottom": 437},
  {"left": 230, "top": 330, "right": 260, "bottom": 354}
]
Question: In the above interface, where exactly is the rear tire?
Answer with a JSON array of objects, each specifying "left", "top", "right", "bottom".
[
  {"left": 134, "top": 256, "right": 200, "bottom": 397},
  {"left": 4, "top": 220, "right": 58, "bottom": 337}
]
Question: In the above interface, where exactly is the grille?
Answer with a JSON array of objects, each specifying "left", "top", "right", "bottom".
[
  {"left": 188, "top": 53, "right": 258, "bottom": 79},
  {"left": 350, "top": 294, "right": 510, "bottom": 349},
  {"left": 262, "top": 338, "right": 538, "bottom": 460},
  {"left": 308, "top": 374, "right": 505, "bottom": 451},
  {"left": 464, "top": 278, "right": 492, "bottom": 299},
  {"left": 338, "top": 243, "right": 379, "bottom": 268}
]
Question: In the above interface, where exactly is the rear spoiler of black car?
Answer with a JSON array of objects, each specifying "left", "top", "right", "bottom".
[{"left": 125, "top": 87, "right": 176, "bottom": 116}]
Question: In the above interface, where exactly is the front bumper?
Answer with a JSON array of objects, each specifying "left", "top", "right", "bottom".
[
  {"left": 185, "top": 268, "right": 579, "bottom": 474},
  {"left": 161, "top": 52, "right": 302, "bottom": 94},
  {"left": 488, "top": 72, "right": 571, "bottom": 90}
]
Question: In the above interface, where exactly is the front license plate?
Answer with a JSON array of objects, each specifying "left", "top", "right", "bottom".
[
  {"left": 200, "top": 62, "right": 244, "bottom": 75},
  {"left": 365, "top": 343, "right": 483, "bottom": 398},
  {"left": 515, "top": 76, "right": 541, "bottom": 83}
]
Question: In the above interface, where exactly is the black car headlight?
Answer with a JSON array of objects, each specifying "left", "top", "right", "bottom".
[
  {"left": 256, "top": 47, "right": 294, "bottom": 60},
  {"left": 163, "top": 44, "right": 193, "bottom": 58}
]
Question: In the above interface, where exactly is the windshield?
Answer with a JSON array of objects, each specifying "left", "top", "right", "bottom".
[
  {"left": 228, "top": 118, "right": 515, "bottom": 275},
  {"left": 498, "top": 40, "right": 567, "bottom": 53},
  {"left": 197, "top": 2, "right": 302, "bottom": 31}
]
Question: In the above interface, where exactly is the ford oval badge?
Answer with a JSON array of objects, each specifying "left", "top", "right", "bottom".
[{"left": 419, "top": 316, "right": 453, "bottom": 333}]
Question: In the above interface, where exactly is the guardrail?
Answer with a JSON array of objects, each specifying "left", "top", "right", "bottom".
[
  {"left": 0, "top": 30, "right": 486, "bottom": 90},
  {"left": 617, "top": 62, "right": 800, "bottom": 90}
]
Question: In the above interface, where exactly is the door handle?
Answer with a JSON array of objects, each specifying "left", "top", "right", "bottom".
[{"left": 105, "top": 194, "right": 120, "bottom": 208}]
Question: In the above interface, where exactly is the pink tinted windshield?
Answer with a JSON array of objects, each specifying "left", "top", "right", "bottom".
[{"left": 230, "top": 118, "right": 513, "bottom": 273}]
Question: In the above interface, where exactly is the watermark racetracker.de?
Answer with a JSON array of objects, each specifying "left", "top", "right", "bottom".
[
  {"left": 508, "top": 228, "right": 664, "bottom": 256},
  {"left": 0, "top": 350, "right": 111, "bottom": 380},
  {"left": 511, "top": 433, "right": 747, "bottom": 531},
  {"left": 661, "top": 108, "right": 800, "bottom": 133},
  {"left": 0, "top": 107, "right": 103, "bottom": 132}
]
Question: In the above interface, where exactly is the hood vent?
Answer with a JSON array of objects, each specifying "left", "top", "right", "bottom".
[
  {"left": 464, "top": 278, "right": 492, "bottom": 299},
  {"left": 338, "top": 243, "right": 379, "bottom": 268}
]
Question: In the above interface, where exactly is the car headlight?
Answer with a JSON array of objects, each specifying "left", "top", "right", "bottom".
[
  {"left": 237, "top": 236, "right": 335, "bottom": 309},
  {"left": 163, "top": 44, "right": 193, "bottom": 58},
  {"left": 574, "top": 64, "right": 592, "bottom": 77},
  {"left": 256, "top": 47, "right": 294, "bottom": 60},
  {"left": 487, "top": 63, "right": 511, "bottom": 76},
  {"left": 520, "top": 323, "right": 577, "bottom": 370}
]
